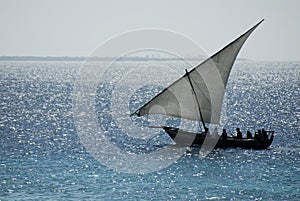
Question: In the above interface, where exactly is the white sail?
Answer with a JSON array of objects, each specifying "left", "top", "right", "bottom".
[{"left": 132, "top": 20, "right": 264, "bottom": 124}]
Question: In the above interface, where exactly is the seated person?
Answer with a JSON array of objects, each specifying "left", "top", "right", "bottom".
[
  {"left": 262, "top": 128, "right": 268, "bottom": 139},
  {"left": 256, "top": 129, "right": 265, "bottom": 141},
  {"left": 221, "top": 129, "right": 227, "bottom": 140},
  {"left": 236, "top": 128, "right": 242, "bottom": 139},
  {"left": 246, "top": 131, "right": 253, "bottom": 138}
]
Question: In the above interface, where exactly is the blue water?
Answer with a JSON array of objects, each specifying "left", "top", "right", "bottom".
[{"left": 0, "top": 60, "right": 299, "bottom": 200}]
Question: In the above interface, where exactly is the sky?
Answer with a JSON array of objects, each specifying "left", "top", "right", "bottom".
[{"left": 0, "top": 0, "right": 299, "bottom": 61}]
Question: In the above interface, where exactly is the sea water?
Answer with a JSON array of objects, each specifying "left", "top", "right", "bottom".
[{"left": 0, "top": 60, "right": 299, "bottom": 200}]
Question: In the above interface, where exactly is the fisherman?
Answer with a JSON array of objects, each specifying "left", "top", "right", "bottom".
[
  {"left": 221, "top": 129, "right": 227, "bottom": 140},
  {"left": 254, "top": 131, "right": 259, "bottom": 140},
  {"left": 262, "top": 128, "right": 268, "bottom": 140},
  {"left": 236, "top": 128, "right": 242, "bottom": 139},
  {"left": 257, "top": 129, "right": 264, "bottom": 141},
  {"left": 246, "top": 131, "right": 253, "bottom": 138}
]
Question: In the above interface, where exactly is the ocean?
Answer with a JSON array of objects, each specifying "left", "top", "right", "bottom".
[{"left": 0, "top": 59, "right": 299, "bottom": 200}]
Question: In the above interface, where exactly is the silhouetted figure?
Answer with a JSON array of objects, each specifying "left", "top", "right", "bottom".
[
  {"left": 262, "top": 128, "right": 268, "bottom": 140},
  {"left": 254, "top": 131, "right": 258, "bottom": 140},
  {"left": 246, "top": 131, "right": 253, "bottom": 138},
  {"left": 257, "top": 129, "right": 264, "bottom": 141},
  {"left": 236, "top": 128, "right": 242, "bottom": 139},
  {"left": 221, "top": 129, "right": 227, "bottom": 140}
]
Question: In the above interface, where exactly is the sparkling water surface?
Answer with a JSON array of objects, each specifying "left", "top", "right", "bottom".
[{"left": 0, "top": 60, "right": 299, "bottom": 200}]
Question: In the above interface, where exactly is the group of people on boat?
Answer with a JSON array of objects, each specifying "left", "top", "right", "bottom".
[{"left": 216, "top": 127, "right": 270, "bottom": 141}]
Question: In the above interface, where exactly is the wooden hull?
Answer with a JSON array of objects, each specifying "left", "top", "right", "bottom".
[{"left": 163, "top": 127, "right": 274, "bottom": 150}]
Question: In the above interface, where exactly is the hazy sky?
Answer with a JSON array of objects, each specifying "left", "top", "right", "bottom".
[{"left": 0, "top": 0, "right": 299, "bottom": 61}]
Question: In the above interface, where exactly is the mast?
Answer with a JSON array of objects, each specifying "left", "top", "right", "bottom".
[{"left": 185, "top": 69, "right": 206, "bottom": 130}]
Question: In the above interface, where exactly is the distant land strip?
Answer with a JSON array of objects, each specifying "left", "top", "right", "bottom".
[{"left": 0, "top": 56, "right": 213, "bottom": 62}]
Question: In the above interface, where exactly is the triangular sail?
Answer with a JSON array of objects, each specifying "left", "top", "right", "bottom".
[{"left": 132, "top": 20, "right": 264, "bottom": 124}]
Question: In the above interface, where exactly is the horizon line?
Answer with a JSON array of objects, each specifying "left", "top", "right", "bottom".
[{"left": 0, "top": 55, "right": 294, "bottom": 62}]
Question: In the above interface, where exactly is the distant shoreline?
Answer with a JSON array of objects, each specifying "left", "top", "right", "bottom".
[
  {"left": 1, "top": 56, "right": 295, "bottom": 62},
  {"left": 0, "top": 56, "right": 210, "bottom": 62},
  {"left": 0, "top": 56, "right": 86, "bottom": 61}
]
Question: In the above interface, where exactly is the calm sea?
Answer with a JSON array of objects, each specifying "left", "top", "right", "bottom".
[{"left": 0, "top": 60, "right": 299, "bottom": 200}]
